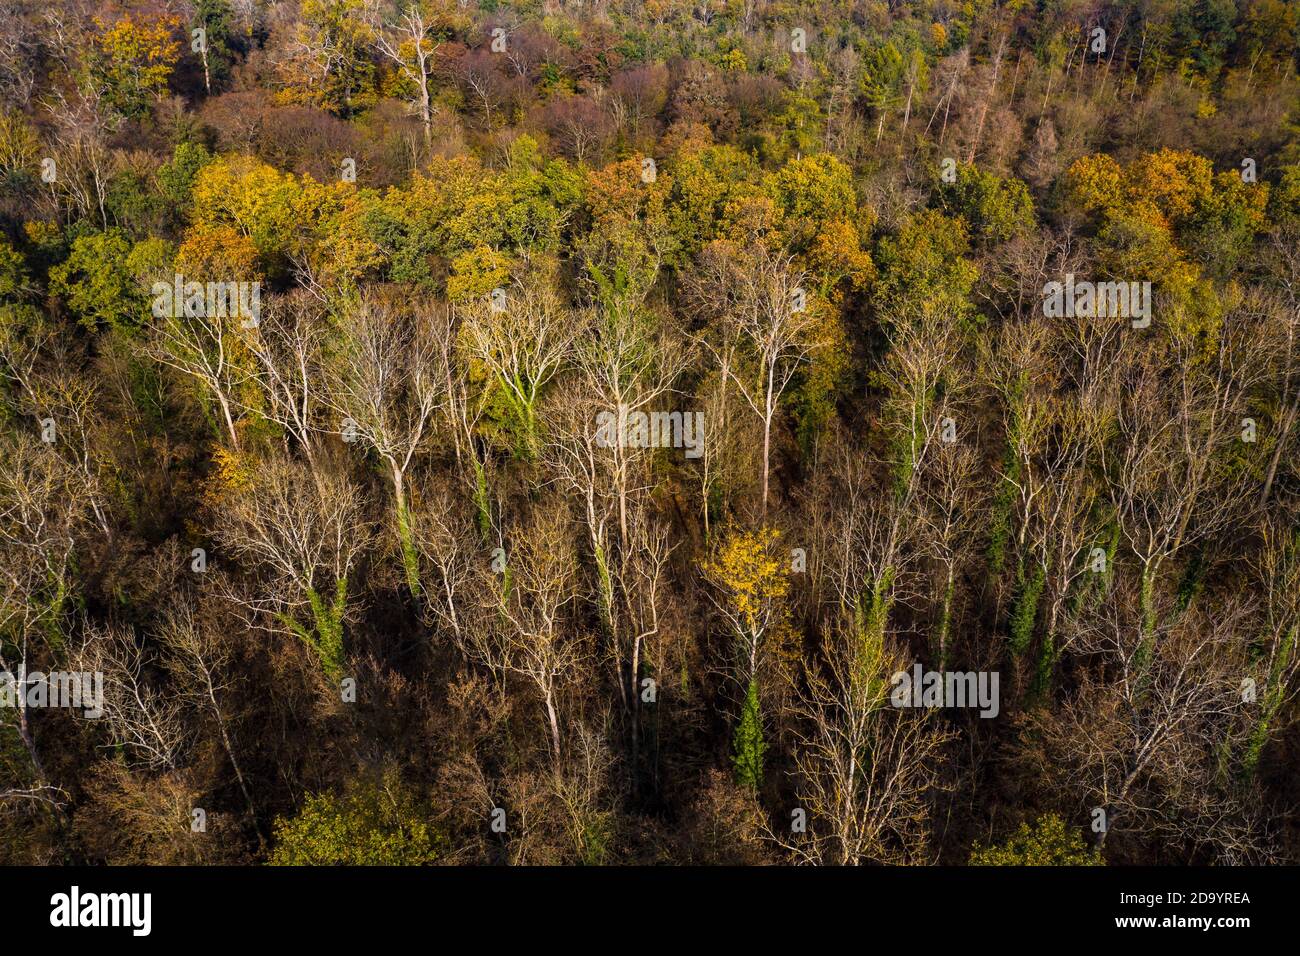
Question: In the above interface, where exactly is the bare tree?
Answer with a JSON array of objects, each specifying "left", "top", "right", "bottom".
[
  {"left": 409, "top": 474, "right": 482, "bottom": 651},
  {"left": 690, "top": 243, "right": 817, "bottom": 518},
  {"left": 213, "top": 455, "right": 372, "bottom": 682},
  {"left": 41, "top": 85, "right": 119, "bottom": 227},
  {"left": 809, "top": 444, "right": 921, "bottom": 652},
  {"left": 984, "top": 319, "right": 1108, "bottom": 687},
  {"left": 1040, "top": 584, "right": 1265, "bottom": 861},
  {"left": 570, "top": 279, "right": 689, "bottom": 544},
  {"left": 778, "top": 625, "right": 953, "bottom": 865},
  {"left": 1241, "top": 516, "right": 1300, "bottom": 776},
  {"left": 245, "top": 292, "right": 330, "bottom": 477},
  {"left": 0, "top": 320, "right": 110, "bottom": 533},
  {"left": 466, "top": 506, "right": 583, "bottom": 761},
  {"left": 451, "top": 48, "right": 508, "bottom": 130},
  {"left": 366, "top": 0, "right": 445, "bottom": 141},
  {"left": 145, "top": 298, "right": 252, "bottom": 451},
  {"left": 78, "top": 623, "right": 187, "bottom": 772},
  {"left": 325, "top": 292, "right": 450, "bottom": 593},
  {"left": 0, "top": 434, "right": 85, "bottom": 794},
  {"left": 919, "top": 443, "right": 986, "bottom": 668},
  {"left": 0, "top": 0, "right": 40, "bottom": 108},
  {"left": 1259, "top": 234, "right": 1300, "bottom": 506},
  {"left": 692, "top": 355, "right": 756, "bottom": 537},
  {"left": 458, "top": 279, "right": 583, "bottom": 460},
  {"left": 158, "top": 601, "right": 257, "bottom": 823},
  {"left": 1105, "top": 302, "right": 1275, "bottom": 645},
  {"left": 810, "top": 297, "right": 967, "bottom": 649}
]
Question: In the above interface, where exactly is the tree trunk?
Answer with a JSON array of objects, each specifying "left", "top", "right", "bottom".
[
  {"left": 1260, "top": 396, "right": 1298, "bottom": 507},
  {"left": 544, "top": 689, "right": 562, "bottom": 761},
  {"left": 391, "top": 463, "right": 420, "bottom": 594},
  {"left": 217, "top": 393, "right": 240, "bottom": 450}
]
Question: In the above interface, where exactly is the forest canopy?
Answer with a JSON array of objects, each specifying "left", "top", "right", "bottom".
[{"left": 1, "top": 0, "right": 1299, "bottom": 866}]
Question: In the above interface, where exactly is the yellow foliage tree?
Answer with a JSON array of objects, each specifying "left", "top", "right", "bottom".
[
  {"left": 701, "top": 526, "right": 791, "bottom": 677},
  {"left": 91, "top": 15, "right": 181, "bottom": 118}
]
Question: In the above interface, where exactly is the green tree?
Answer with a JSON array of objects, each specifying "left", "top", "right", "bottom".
[
  {"left": 860, "top": 40, "right": 905, "bottom": 145},
  {"left": 872, "top": 210, "right": 977, "bottom": 329},
  {"left": 702, "top": 527, "right": 790, "bottom": 790},
  {"left": 280, "top": 0, "right": 377, "bottom": 116},
  {"left": 49, "top": 230, "right": 170, "bottom": 331},
  {"left": 158, "top": 141, "right": 213, "bottom": 217},
  {"left": 193, "top": 0, "right": 237, "bottom": 93},
  {"left": 970, "top": 815, "right": 1103, "bottom": 865},
  {"left": 732, "top": 677, "right": 766, "bottom": 790},
  {"left": 269, "top": 773, "right": 442, "bottom": 865},
  {"left": 89, "top": 15, "right": 182, "bottom": 119},
  {"left": 935, "top": 163, "right": 1034, "bottom": 245}
]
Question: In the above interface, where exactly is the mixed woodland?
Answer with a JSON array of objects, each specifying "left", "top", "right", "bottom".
[{"left": 2, "top": 0, "right": 1300, "bottom": 864}]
